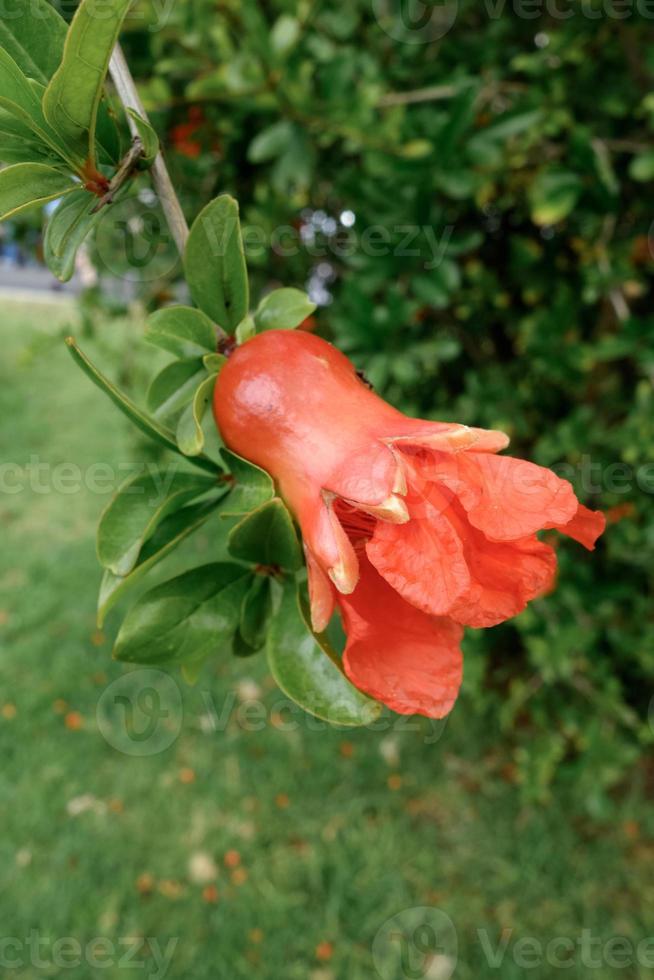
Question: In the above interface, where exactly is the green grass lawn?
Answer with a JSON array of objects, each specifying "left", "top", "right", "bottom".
[{"left": 1, "top": 300, "right": 652, "bottom": 980}]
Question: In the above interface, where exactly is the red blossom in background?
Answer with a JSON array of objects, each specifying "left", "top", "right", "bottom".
[{"left": 214, "top": 330, "right": 605, "bottom": 719}]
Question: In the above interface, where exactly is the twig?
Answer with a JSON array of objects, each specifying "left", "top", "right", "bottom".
[
  {"left": 109, "top": 45, "right": 189, "bottom": 256},
  {"left": 91, "top": 137, "right": 144, "bottom": 213},
  {"left": 377, "top": 83, "right": 463, "bottom": 108}
]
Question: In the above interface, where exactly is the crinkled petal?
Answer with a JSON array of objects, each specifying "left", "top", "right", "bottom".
[
  {"left": 366, "top": 486, "right": 470, "bottom": 616},
  {"left": 338, "top": 554, "right": 463, "bottom": 718},
  {"left": 449, "top": 529, "right": 558, "bottom": 628},
  {"left": 429, "top": 452, "right": 579, "bottom": 541},
  {"left": 549, "top": 503, "right": 605, "bottom": 550}
]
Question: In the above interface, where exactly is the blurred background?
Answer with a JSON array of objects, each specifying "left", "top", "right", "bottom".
[{"left": 1, "top": 1, "right": 653, "bottom": 977}]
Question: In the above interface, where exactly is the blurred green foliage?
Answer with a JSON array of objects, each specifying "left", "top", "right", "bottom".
[{"left": 114, "top": 0, "right": 654, "bottom": 808}]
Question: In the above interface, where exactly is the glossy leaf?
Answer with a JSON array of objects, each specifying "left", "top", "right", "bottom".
[
  {"left": 239, "top": 574, "right": 273, "bottom": 650},
  {"left": 218, "top": 450, "right": 275, "bottom": 517},
  {"left": 0, "top": 163, "right": 76, "bottom": 221},
  {"left": 97, "top": 467, "right": 217, "bottom": 576},
  {"left": 176, "top": 373, "right": 218, "bottom": 456},
  {"left": 42, "top": 0, "right": 133, "bottom": 165},
  {"left": 65, "top": 337, "right": 219, "bottom": 473},
  {"left": 266, "top": 581, "right": 381, "bottom": 726},
  {"left": 0, "top": 0, "right": 67, "bottom": 84},
  {"left": 254, "top": 287, "right": 316, "bottom": 332},
  {"left": 43, "top": 189, "right": 101, "bottom": 282},
  {"left": 145, "top": 305, "right": 217, "bottom": 358},
  {"left": 114, "top": 563, "right": 251, "bottom": 665},
  {"left": 228, "top": 498, "right": 302, "bottom": 570},
  {"left": 146, "top": 360, "right": 206, "bottom": 420},
  {"left": 97, "top": 500, "right": 219, "bottom": 627},
  {"left": 184, "top": 194, "right": 249, "bottom": 332}
]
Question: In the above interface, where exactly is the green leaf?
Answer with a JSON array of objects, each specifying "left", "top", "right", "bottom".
[
  {"left": 629, "top": 151, "right": 654, "bottom": 183},
  {"left": 0, "top": 46, "right": 49, "bottom": 118},
  {"left": 254, "top": 288, "right": 316, "bottom": 332},
  {"left": 0, "top": 111, "right": 59, "bottom": 163},
  {"left": 184, "top": 194, "right": 249, "bottom": 332},
  {"left": 529, "top": 169, "right": 582, "bottom": 226},
  {"left": 65, "top": 337, "right": 219, "bottom": 473},
  {"left": 97, "top": 500, "right": 218, "bottom": 627},
  {"left": 0, "top": 163, "right": 76, "bottom": 221},
  {"left": 203, "top": 352, "right": 227, "bottom": 373},
  {"left": 114, "top": 563, "right": 251, "bottom": 665},
  {"left": 239, "top": 574, "right": 273, "bottom": 649},
  {"left": 228, "top": 498, "right": 302, "bottom": 571},
  {"left": 126, "top": 107, "right": 159, "bottom": 167},
  {"left": 176, "top": 373, "right": 218, "bottom": 456},
  {"left": 97, "top": 467, "right": 217, "bottom": 576},
  {"left": 218, "top": 449, "right": 275, "bottom": 516},
  {"left": 0, "top": 49, "right": 73, "bottom": 164},
  {"left": 147, "top": 360, "right": 207, "bottom": 420},
  {"left": 266, "top": 581, "right": 380, "bottom": 726},
  {"left": 42, "top": 0, "right": 133, "bottom": 166},
  {"left": 0, "top": 0, "right": 67, "bottom": 84},
  {"left": 232, "top": 630, "right": 260, "bottom": 658},
  {"left": 43, "top": 188, "right": 101, "bottom": 282},
  {"left": 247, "top": 120, "right": 294, "bottom": 163},
  {"left": 270, "top": 14, "right": 300, "bottom": 56},
  {"left": 146, "top": 306, "right": 218, "bottom": 358},
  {"left": 235, "top": 314, "right": 256, "bottom": 344}
]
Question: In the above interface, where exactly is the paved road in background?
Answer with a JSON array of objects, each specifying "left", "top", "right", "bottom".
[{"left": 0, "top": 264, "right": 80, "bottom": 303}]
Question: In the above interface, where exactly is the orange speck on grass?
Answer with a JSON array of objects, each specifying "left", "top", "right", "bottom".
[
  {"left": 202, "top": 885, "right": 219, "bottom": 903},
  {"left": 53, "top": 699, "right": 68, "bottom": 714},
  {"left": 2, "top": 703, "right": 17, "bottom": 720},
  {"left": 339, "top": 741, "right": 354, "bottom": 758},
  {"left": 275, "top": 793, "right": 290, "bottom": 809},
  {"left": 65, "top": 711, "right": 83, "bottom": 730},
  {"left": 224, "top": 850, "right": 241, "bottom": 869},
  {"left": 136, "top": 873, "right": 154, "bottom": 895},
  {"left": 315, "top": 941, "right": 334, "bottom": 961},
  {"left": 179, "top": 767, "right": 196, "bottom": 784},
  {"left": 231, "top": 868, "right": 248, "bottom": 886},
  {"left": 248, "top": 929, "right": 264, "bottom": 944},
  {"left": 387, "top": 774, "right": 403, "bottom": 791}
]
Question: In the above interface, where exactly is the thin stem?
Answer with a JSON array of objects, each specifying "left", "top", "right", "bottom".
[{"left": 109, "top": 45, "right": 189, "bottom": 256}]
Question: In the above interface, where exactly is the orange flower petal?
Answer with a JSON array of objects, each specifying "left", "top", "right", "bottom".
[
  {"left": 550, "top": 503, "right": 606, "bottom": 550},
  {"left": 366, "top": 486, "right": 470, "bottom": 616},
  {"left": 338, "top": 555, "right": 463, "bottom": 718},
  {"left": 449, "top": 529, "right": 557, "bottom": 627},
  {"left": 430, "top": 452, "right": 578, "bottom": 541}
]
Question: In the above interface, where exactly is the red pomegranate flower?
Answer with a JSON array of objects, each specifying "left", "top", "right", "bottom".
[{"left": 214, "top": 330, "right": 604, "bottom": 718}]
